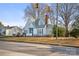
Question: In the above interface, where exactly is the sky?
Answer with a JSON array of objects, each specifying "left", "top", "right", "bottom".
[
  {"left": 0, "top": 3, "right": 56, "bottom": 28},
  {"left": 0, "top": 3, "right": 31, "bottom": 28}
]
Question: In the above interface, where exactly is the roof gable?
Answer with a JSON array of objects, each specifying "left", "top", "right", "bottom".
[{"left": 34, "top": 18, "right": 45, "bottom": 28}]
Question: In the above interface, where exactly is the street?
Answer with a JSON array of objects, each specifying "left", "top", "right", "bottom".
[{"left": 0, "top": 41, "right": 78, "bottom": 56}]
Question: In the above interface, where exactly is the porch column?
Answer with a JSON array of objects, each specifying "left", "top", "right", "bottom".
[{"left": 42, "top": 29, "right": 43, "bottom": 36}]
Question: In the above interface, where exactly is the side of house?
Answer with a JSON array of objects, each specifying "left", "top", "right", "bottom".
[{"left": 5, "top": 26, "right": 22, "bottom": 36}]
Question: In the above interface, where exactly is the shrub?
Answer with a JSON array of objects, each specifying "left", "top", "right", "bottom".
[
  {"left": 70, "top": 28, "right": 79, "bottom": 38},
  {"left": 52, "top": 25, "right": 65, "bottom": 37}
]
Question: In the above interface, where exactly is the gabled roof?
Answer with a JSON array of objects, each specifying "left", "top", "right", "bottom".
[
  {"left": 24, "top": 15, "right": 52, "bottom": 29},
  {"left": 5, "top": 26, "right": 13, "bottom": 29},
  {"left": 34, "top": 18, "right": 45, "bottom": 28},
  {"left": 23, "top": 17, "right": 36, "bottom": 29},
  {"left": 5, "top": 26, "right": 22, "bottom": 30}
]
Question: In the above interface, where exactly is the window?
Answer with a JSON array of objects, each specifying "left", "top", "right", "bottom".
[
  {"left": 37, "top": 28, "right": 43, "bottom": 35},
  {"left": 29, "top": 28, "right": 33, "bottom": 33}
]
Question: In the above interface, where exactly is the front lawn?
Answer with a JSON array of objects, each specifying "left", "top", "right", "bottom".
[{"left": 0, "top": 37, "right": 79, "bottom": 47}]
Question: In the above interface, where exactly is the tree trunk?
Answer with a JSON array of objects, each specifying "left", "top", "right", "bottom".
[
  {"left": 65, "top": 25, "right": 69, "bottom": 37},
  {"left": 65, "top": 19, "right": 69, "bottom": 37}
]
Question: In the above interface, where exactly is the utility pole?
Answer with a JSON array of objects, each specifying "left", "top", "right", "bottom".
[{"left": 56, "top": 3, "right": 58, "bottom": 39}]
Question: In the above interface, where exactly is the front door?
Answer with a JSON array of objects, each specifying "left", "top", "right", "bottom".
[{"left": 29, "top": 28, "right": 33, "bottom": 36}]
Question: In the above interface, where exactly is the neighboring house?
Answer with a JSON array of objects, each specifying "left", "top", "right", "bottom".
[
  {"left": 5, "top": 26, "right": 22, "bottom": 36},
  {"left": 0, "top": 22, "right": 5, "bottom": 36},
  {"left": 23, "top": 15, "right": 53, "bottom": 36}
]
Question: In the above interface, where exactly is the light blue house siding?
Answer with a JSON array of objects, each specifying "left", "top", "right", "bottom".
[{"left": 23, "top": 16, "right": 53, "bottom": 36}]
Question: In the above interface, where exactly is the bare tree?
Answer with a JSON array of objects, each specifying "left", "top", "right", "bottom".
[
  {"left": 24, "top": 4, "right": 36, "bottom": 20},
  {"left": 58, "top": 3, "right": 77, "bottom": 37}
]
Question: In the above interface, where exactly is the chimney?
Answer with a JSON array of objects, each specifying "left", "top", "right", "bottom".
[
  {"left": 45, "top": 5, "right": 51, "bottom": 25},
  {"left": 45, "top": 14, "right": 49, "bottom": 25}
]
